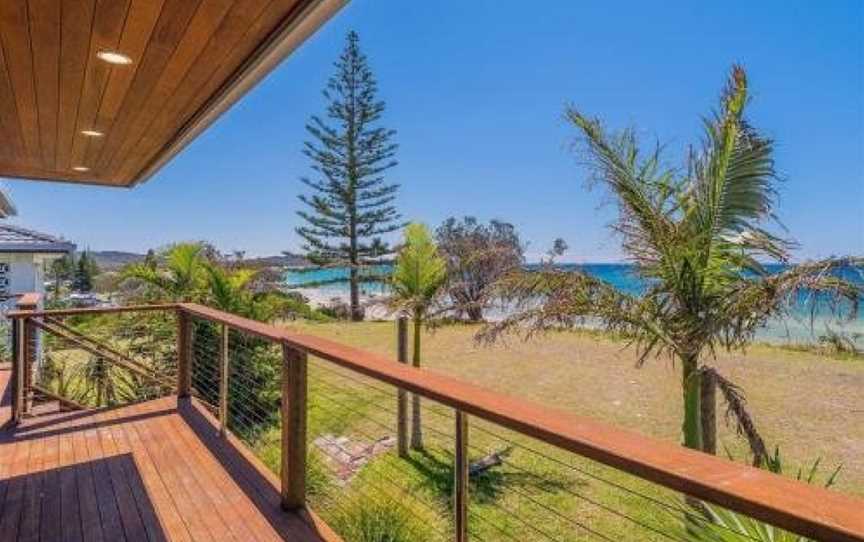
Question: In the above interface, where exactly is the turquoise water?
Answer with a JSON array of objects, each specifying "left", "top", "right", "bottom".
[
  {"left": 285, "top": 263, "right": 864, "bottom": 346},
  {"left": 285, "top": 265, "right": 391, "bottom": 297}
]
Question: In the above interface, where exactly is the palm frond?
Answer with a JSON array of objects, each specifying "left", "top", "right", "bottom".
[
  {"left": 719, "top": 257, "right": 864, "bottom": 349},
  {"left": 700, "top": 366, "right": 768, "bottom": 466},
  {"left": 687, "top": 65, "right": 790, "bottom": 268},
  {"left": 565, "top": 109, "right": 678, "bottom": 269},
  {"left": 389, "top": 223, "right": 447, "bottom": 318},
  {"left": 477, "top": 268, "right": 679, "bottom": 365}
]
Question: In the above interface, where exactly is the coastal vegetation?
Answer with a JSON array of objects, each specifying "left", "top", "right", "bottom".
[
  {"left": 296, "top": 31, "right": 403, "bottom": 321},
  {"left": 478, "top": 66, "right": 863, "bottom": 465},
  {"left": 435, "top": 216, "right": 525, "bottom": 322}
]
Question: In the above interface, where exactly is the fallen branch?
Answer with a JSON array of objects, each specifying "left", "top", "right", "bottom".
[{"left": 469, "top": 446, "right": 514, "bottom": 477}]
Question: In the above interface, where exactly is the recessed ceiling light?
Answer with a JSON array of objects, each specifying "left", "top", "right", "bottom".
[
  {"left": 96, "top": 50, "right": 132, "bottom": 65},
  {"left": 72, "top": 166, "right": 90, "bottom": 172},
  {"left": 81, "top": 130, "right": 104, "bottom": 137}
]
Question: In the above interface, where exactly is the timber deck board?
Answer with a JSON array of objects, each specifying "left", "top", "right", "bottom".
[{"left": 0, "top": 366, "right": 335, "bottom": 541}]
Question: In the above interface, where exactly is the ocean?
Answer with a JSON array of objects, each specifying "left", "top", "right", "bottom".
[{"left": 285, "top": 263, "right": 864, "bottom": 346}]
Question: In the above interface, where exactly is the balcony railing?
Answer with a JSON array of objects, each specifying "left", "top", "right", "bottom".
[{"left": 7, "top": 300, "right": 864, "bottom": 542}]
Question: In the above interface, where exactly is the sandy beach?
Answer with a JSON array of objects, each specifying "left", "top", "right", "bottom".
[{"left": 289, "top": 286, "right": 394, "bottom": 320}]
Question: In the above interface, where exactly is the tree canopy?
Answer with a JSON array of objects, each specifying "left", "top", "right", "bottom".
[{"left": 436, "top": 217, "right": 525, "bottom": 322}]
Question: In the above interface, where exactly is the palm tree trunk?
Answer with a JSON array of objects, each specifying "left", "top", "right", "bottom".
[
  {"left": 700, "top": 369, "right": 717, "bottom": 455},
  {"left": 681, "top": 353, "right": 707, "bottom": 527},
  {"left": 410, "top": 316, "right": 423, "bottom": 449},
  {"left": 681, "top": 353, "right": 703, "bottom": 451}
]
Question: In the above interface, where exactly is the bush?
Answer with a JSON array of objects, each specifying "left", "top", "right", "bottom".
[
  {"left": 329, "top": 493, "right": 439, "bottom": 542},
  {"left": 262, "top": 290, "right": 333, "bottom": 322},
  {"left": 319, "top": 298, "right": 362, "bottom": 320},
  {"left": 435, "top": 216, "right": 525, "bottom": 322}
]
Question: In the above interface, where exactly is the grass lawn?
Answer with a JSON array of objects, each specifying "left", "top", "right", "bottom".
[{"left": 256, "top": 320, "right": 863, "bottom": 541}]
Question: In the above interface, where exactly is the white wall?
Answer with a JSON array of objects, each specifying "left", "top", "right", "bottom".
[
  {"left": 0, "top": 253, "right": 37, "bottom": 297},
  {"left": 0, "top": 253, "right": 59, "bottom": 298}
]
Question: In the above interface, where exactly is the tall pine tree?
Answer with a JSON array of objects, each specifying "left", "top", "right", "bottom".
[
  {"left": 296, "top": 31, "right": 402, "bottom": 321},
  {"left": 72, "top": 251, "right": 97, "bottom": 292}
]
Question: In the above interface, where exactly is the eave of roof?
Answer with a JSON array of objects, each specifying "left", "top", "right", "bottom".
[
  {"left": 0, "top": 224, "right": 76, "bottom": 254},
  {"left": 133, "top": 0, "right": 348, "bottom": 187},
  {"left": 0, "top": 0, "right": 347, "bottom": 188}
]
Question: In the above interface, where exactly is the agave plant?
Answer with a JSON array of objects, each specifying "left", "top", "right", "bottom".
[
  {"left": 683, "top": 449, "right": 841, "bottom": 541},
  {"left": 479, "top": 65, "right": 863, "bottom": 459}
]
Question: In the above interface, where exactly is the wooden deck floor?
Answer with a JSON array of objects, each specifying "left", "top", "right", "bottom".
[{"left": 0, "top": 366, "right": 338, "bottom": 542}]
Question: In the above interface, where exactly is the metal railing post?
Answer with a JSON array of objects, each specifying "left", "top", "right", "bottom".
[
  {"left": 454, "top": 410, "right": 469, "bottom": 542},
  {"left": 177, "top": 310, "right": 192, "bottom": 398},
  {"left": 396, "top": 316, "right": 408, "bottom": 458},
  {"left": 281, "top": 344, "right": 307, "bottom": 510},
  {"left": 219, "top": 323, "right": 229, "bottom": 436}
]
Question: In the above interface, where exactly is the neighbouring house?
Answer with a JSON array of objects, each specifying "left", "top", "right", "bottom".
[
  {"left": 0, "top": 190, "right": 75, "bottom": 305},
  {"left": 0, "top": 225, "right": 76, "bottom": 302},
  {"left": 0, "top": 187, "right": 74, "bottom": 365}
]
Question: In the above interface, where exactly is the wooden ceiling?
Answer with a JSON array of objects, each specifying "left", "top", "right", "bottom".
[{"left": 0, "top": 0, "right": 344, "bottom": 187}]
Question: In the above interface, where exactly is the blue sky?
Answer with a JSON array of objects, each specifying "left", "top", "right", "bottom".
[{"left": 5, "top": 0, "right": 863, "bottom": 262}]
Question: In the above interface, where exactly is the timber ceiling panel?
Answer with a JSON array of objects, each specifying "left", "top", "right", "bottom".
[{"left": 0, "top": 0, "right": 344, "bottom": 187}]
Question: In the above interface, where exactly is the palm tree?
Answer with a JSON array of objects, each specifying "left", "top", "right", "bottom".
[
  {"left": 390, "top": 223, "right": 447, "bottom": 449},
  {"left": 204, "top": 264, "right": 258, "bottom": 315},
  {"left": 123, "top": 243, "right": 206, "bottom": 301},
  {"left": 480, "top": 66, "right": 862, "bottom": 461}
]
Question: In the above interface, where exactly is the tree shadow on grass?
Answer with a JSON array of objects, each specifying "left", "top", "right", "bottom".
[{"left": 404, "top": 447, "right": 583, "bottom": 506}]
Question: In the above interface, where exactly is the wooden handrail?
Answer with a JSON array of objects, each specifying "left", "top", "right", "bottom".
[
  {"left": 175, "top": 302, "right": 864, "bottom": 542},
  {"left": 7, "top": 303, "right": 177, "bottom": 319}
]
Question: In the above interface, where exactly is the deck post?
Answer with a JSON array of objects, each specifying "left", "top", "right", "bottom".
[
  {"left": 454, "top": 410, "right": 469, "bottom": 542},
  {"left": 15, "top": 295, "right": 40, "bottom": 415},
  {"left": 10, "top": 317, "right": 23, "bottom": 423},
  {"left": 22, "top": 317, "right": 33, "bottom": 414},
  {"left": 177, "top": 310, "right": 192, "bottom": 398},
  {"left": 219, "top": 323, "right": 229, "bottom": 436},
  {"left": 281, "top": 344, "right": 307, "bottom": 510},
  {"left": 396, "top": 316, "right": 408, "bottom": 458}
]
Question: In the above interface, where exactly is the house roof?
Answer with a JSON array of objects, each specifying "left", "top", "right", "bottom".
[
  {"left": 0, "top": 224, "right": 76, "bottom": 254},
  {"left": 0, "top": 0, "right": 346, "bottom": 188}
]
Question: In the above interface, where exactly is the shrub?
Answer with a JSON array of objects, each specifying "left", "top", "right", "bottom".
[
  {"left": 435, "top": 216, "right": 524, "bottom": 322},
  {"left": 329, "top": 493, "right": 439, "bottom": 542},
  {"left": 319, "top": 298, "right": 361, "bottom": 320},
  {"left": 263, "top": 290, "right": 333, "bottom": 322}
]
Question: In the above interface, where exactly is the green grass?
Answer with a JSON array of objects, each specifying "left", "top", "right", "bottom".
[
  {"left": 250, "top": 356, "right": 687, "bottom": 540},
  {"left": 242, "top": 319, "right": 863, "bottom": 540}
]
